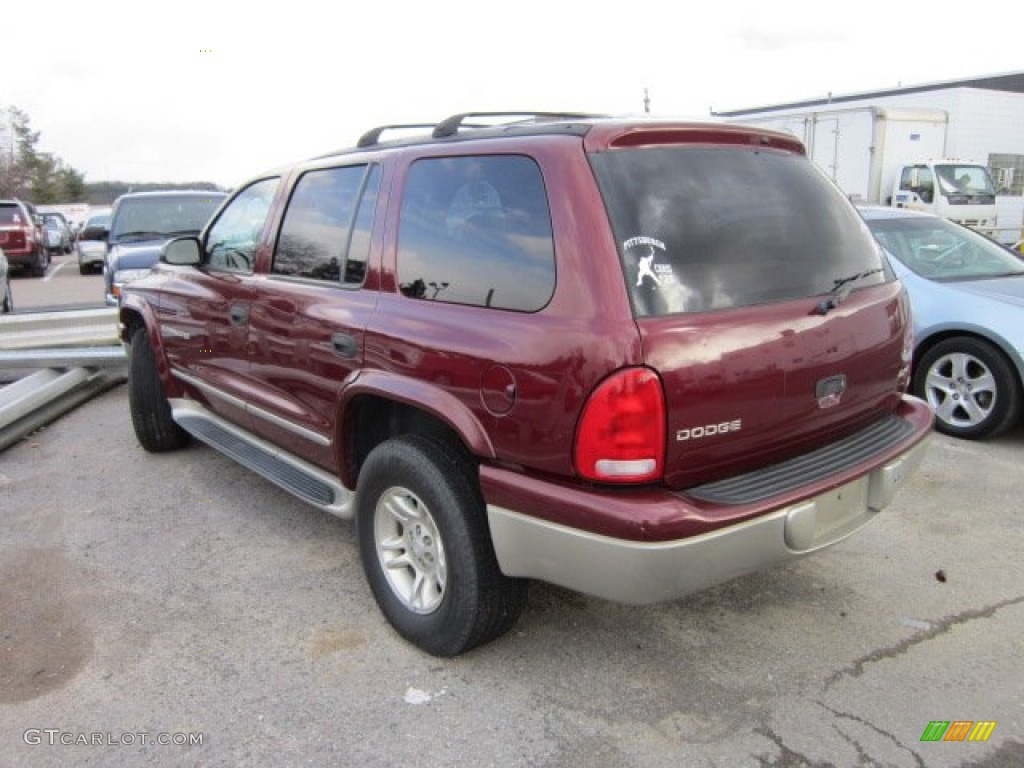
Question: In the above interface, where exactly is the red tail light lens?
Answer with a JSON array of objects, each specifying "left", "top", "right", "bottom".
[{"left": 574, "top": 367, "right": 666, "bottom": 483}]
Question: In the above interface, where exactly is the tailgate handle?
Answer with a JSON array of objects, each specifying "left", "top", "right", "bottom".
[
  {"left": 331, "top": 333, "right": 358, "bottom": 359},
  {"left": 229, "top": 305, "right": 248, "bottom": 325}
]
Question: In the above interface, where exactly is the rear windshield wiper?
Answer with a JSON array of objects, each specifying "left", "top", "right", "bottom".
[{"left": 815, "top": 268, "right": 884, "bottom": 315}]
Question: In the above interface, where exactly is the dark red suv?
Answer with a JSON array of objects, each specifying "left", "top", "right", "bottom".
[
  {"left": 0, "top": 199, "right": 49, "bottom": 276},
  {"left": 120, "top": 113, "right": 932, "bottom": 656}
]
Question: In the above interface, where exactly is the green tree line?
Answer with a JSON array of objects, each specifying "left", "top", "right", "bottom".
[
  {"left": 0, "top": 106, "right": 86, "bottom": 202},
  {"left": 1, "top": 106, "right": 222, "bottom": 205}
]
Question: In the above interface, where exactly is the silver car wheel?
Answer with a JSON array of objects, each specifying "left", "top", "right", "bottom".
[
  {"left": 924, "top": 351, "right": 997, "bottom": 429},
  {"left": 374, "top": 486, "right": 447, "bottom": 615}
]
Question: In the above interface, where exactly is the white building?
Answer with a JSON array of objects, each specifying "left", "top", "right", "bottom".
[{"left": 717, "top": 71, "right": 1024, "bottom": 243}]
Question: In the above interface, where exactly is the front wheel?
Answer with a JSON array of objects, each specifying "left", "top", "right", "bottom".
[
  {"left": 913, "top": 337, "right": 1021, "bottom": 439},
  {"left": 355, "top": 435, "right": 527, "bottom": 656},
  {"left": 128, "top": 327, "right": 190, "bottom": 452}
]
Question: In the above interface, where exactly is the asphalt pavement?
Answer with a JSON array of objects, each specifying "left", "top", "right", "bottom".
[
  {"left": 1, "top": 250, "right": 1022, "bottom": 767},
  {"left": 0, "top": 383, "right": 1021, "bottom": 767}
]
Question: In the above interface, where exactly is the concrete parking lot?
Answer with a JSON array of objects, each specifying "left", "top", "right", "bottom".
[{"left": 0, "top": 381, "right": 1021, "bottom": 767}]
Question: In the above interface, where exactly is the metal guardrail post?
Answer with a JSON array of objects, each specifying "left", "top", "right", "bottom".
[
  {"left": 0, "top": 307, "right": 127, "bottom": 451},
  {"left": 0, "top": 368, "right": 125, "bottom": 452}
]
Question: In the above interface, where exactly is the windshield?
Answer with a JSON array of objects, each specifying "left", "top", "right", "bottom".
[
  {"left": 866, "top": 215, "right": 1024, "bottom": 281},
  {"left": 590, "top": 146, "right": 890, "bottom": 315},
  {"left": 935, "top": 164, "right": 996, "bottom": 197},
  {"left": 110, "top": 195, "right": 224, "bottom": 241}
]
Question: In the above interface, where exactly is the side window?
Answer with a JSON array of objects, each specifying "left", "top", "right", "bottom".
[
  {"left": 273, "top": 164, "right": 379, "bottom": 285},
  {"left": 900, "top": 165, "right": 934, "bottom": 203},
  {"left": 206, "top": 178, "right": 278, "bottom": 272},
  {"left": 397, "top": 155, "right": 555, "bottom": 312}
]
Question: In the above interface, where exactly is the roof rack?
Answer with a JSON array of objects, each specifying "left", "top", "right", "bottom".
[
  {"left": 349, "top": 112, "right": 607, "bottom": 152},
  {"left": 431, "top": 111, "right": 603, "bottom": 139},
  {"left": 356, "top": 123, "right": 437, "bottom": 149}
]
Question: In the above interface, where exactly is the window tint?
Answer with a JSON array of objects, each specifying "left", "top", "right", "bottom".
[
  {"left": 397, "top": 155, "right": 555, "bottom": 311},
  {"left": 346, "top": 165, "right": 380, "bottom": 284},
  {"left": 591, "top": 146, "right": 890, "bottom": 316},
  {"left": 205, "top": 178, "right": 278, "bottom": 273},
  {"left": 0, "top": 204, "right": 24, "bottom": 225},
  {"left": 273, "top": 164, "right": 379, "bottom": 284}
]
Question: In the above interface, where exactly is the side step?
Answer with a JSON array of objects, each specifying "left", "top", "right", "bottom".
[{"left": 169, "top": 399, "right": 354, "bottom": 518}]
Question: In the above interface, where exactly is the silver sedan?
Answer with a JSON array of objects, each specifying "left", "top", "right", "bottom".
[{"left": 861, "top": 205, "right": 1024, "bottom": 438}]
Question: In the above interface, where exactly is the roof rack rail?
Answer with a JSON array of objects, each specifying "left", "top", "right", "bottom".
[
  {"left": 432, "top": 111, "right": 603, "bottom": 139},
  {"left": 356, "top": 123, "right": 438, "bottom": 149}
]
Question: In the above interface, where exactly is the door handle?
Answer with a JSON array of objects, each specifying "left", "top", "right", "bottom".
[
  {"left": 230, "top": 305, "right": 248, "bottom": 326},
  {"left": 331, "top": 333, "right": 358, "bottom": 359}
]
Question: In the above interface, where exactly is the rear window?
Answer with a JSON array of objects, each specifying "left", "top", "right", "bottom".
[
  {"left": 0, "top": 204, "right": 25, "bottom": 225},
  {"left": 590, "top": 146, "right": 890, "bottom": 316}
]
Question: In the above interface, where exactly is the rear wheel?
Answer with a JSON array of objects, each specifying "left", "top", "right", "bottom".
[
  {"left": 355, "top": 434, "right": 527, "bottom": 656},
  {"left": 129, "top": 327, "right": 190, "bottom": 452},
  {"left": 913, "top": 337, "right": 1020, "bottom": 439},
  {"left": 30, "top": 246, "right": 48, "bottom": 277}
]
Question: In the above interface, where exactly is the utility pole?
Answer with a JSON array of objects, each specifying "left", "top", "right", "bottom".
[{"left": 643, "top": 88, "right": 651, "bottom": 114}]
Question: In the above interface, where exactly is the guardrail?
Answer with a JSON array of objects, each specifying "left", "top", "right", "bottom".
[{"left": 0, "top": 307, "right": 127, "bottom": 451}]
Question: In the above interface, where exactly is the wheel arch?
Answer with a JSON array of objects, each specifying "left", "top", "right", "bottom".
[
  {"left": 336, "top": 371, "right": 494, "bottom": 491},
  {"left": 119, "top": 301, "right": 184, "bottom": 398},
  {"left": 913, "top": 325, "right": 1024, "bottom": 396}
]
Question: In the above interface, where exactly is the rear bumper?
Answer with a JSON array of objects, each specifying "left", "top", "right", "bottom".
[{"left": 483, "top": 396, "right": 932, "bottom": 603}]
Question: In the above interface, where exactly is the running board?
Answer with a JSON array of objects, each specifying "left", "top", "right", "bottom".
[{"left": 169, "top": 399, "right": 353, "bottom": 518}]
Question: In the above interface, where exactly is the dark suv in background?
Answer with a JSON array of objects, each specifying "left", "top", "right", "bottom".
[
  {"left": 103, "top": 190, "right": 226, "bottom": 304},
  {"left": 121, "top": 113, "right": 933, "bottom": 656},
  {"left": 0, "top": 199, "right": 49, "bottom": 276}
]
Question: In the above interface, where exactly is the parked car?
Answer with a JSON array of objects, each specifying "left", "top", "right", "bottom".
[
  {"left": 103, "top": 192, "right": 226, "bottom": 304},
  {"left": 120, "top": 113, "right": 932, "bottom": 656},
  {"left": 861, "top": 205, "right": 1024, "bottom": 438},
  {"left": 76, "top": 209, "right": 112, "bottom": 274},
  {"left": 0, "top": 199, "right": 49, "bottom": 276},
  {"left": 0, "top": 247, "right": 12, "bottom": 313},
  {"left": 41, "top": 212, "right": 73, "bottom": 255}
]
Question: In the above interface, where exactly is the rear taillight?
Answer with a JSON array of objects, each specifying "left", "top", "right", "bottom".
[{"left": 574, "top": 367, "right": 666, "bottom": 484}]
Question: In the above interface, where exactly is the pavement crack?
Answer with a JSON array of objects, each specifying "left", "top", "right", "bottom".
[
  {"left": 829, "top": 723, "right": 881, "bottom": 768},
  {"left": 753, "top": 725, "right": 837, "bottom": 767},
  {"left": 819, "top": 703, "right": 925, "bottom": 768},
  {"left": 824, "top": 594, "right": 1024, "bottom": 690}
]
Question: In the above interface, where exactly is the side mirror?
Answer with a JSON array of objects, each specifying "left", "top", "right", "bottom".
[{"left": 161, "top": 236, "right": 202, "bottom": 266}]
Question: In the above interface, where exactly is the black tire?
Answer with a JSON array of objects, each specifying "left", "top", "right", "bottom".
[
  {"left": 128, "top": 327, "right": 190, "bottom": 452},
  {"left": 30, "top": 247, "right": 48, "bottom": 277},
  {"left": 913, "top": 336, "right": 1021, "bottom": 439},
  {"left": 78, "top": 263, "right": 89, "bottom": 275},
  {"left": 355, "top": 434, "right": 527, "bottom": 657}
]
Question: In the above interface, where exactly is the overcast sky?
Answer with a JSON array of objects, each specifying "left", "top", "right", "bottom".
[{"left": 3, "top": 0, "right": 1020, "bottom": 189}]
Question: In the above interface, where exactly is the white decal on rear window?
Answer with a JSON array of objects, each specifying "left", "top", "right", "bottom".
[{"left": 624, "top": 236, "right": 675, "bottom": 287}]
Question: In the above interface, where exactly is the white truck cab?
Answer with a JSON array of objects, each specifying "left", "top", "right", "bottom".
[{"left": 891, "top": 160, "right": 998, "bottom": 234}]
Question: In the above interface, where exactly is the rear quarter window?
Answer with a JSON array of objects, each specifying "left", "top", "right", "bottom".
[
  {"left": 396, "top": 155, "right": 555, "bottom": 312},
  {"left": 591, "top": 146, "right": 889, "bottom": 316}
]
